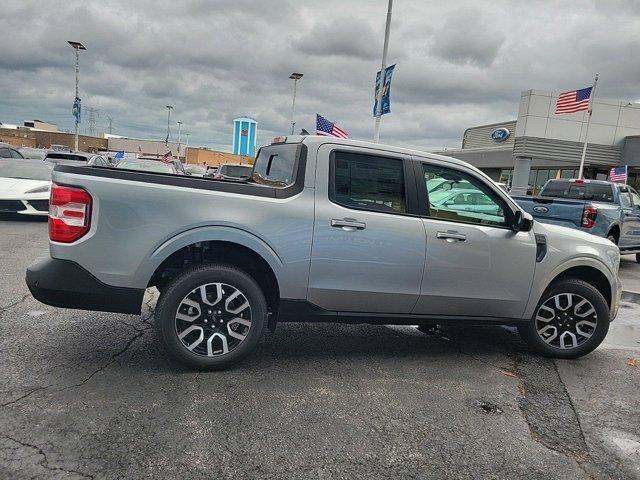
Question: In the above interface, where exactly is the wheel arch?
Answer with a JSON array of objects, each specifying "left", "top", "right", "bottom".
[
  {"left": 606, "top": 223, "right": 620, "bottom": 243},
  {"left": 140, "top": 226, "right": 284, "bottom": 314},
  {"left": 524, "top": 258, "right": 615, "bottom": 319}
]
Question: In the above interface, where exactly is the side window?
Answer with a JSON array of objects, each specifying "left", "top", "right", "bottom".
[
  {"left": 422, "top": 163, "right": 508, "bottom": 227},
  {"left": 619, "top": 189, "right": 632, "bottom": 209},
  {"left": 0, "top": 148, "right": 11, "bottom": 158},
  {"left": 630, "top": 189, "right": 640, "bottom": 208},
  {"left": 9, "top": 149, "right": 24, "bottom": 159},
  {"left": 331, "top": 151, "right": 406, "bottom": 214}
]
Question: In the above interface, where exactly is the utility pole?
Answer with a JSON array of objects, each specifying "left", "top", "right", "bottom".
[
  {"left": 106, "top": 115, "right": 113, "bottom": 134},
  {"left": 373, "top": 0, "right": 393, "bottom": 143},
  {"left": 289, "top": 73, "right": 303, "bottom": 135},
  {"left": 87, "top": 107, "right": 99, "bottom": 136},
  {"left": 177, "top": 121, "right": 183, "bottom": 143},
  {"left": 165, "top": 105, "right": 173, "bottom": 146},
  {"left": 67, "top": 41, "right": 86, "bottom": 151},
  {"left": 184, "top": 133, "right": 190, "bottom": 163}
]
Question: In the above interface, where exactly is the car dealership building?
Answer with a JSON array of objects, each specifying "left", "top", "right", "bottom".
[{"left": 435, "top": 90, "right": 640, "bottom": 195}]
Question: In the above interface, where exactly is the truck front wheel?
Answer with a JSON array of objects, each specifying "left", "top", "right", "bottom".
[
  {"left": 518, "top": 278, "right": 609, "bottom": 359},
  {"left": 154, "top": 263, "right": 267, "bottom": 370}
]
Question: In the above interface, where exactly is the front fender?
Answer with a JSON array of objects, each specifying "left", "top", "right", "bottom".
[
  {"left": 523, "top": 256, "right": 618, "bottom": 320},
  {"left": 133, "top": 225, "right": 284, "bottom": 290}
]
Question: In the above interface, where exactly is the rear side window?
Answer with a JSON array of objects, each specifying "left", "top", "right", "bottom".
[
  {"left": 540, "top": 181, "right": 614, "bottom": 202},
  {"left": 252, "top": 144, "right": 299, "bottom": 187},
  {"left": 330, "top": 151, "right": 406, "bottom": 214},
  {"left": 0, "top": 148, "right": 11, "bottom": 158},
  {"left": 9, "top": 149, "right": 24, "bottom": 159}
]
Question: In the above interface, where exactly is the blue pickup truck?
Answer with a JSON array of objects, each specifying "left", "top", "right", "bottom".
[{"left": 514, "top": 179, "right": 640, "bottom": 262}]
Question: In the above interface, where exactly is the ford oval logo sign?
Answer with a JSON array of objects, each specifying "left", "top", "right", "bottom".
[
  {"left": 533, "top": 206, "right": 549, "bottom": 214},
  {"left": 490, "top": 127, "right": 510, "bottom": 142}
]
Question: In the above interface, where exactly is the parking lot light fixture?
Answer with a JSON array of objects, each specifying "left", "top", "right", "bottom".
[
  {"left": 68, "top": 41, "right": 86, "bottom": 152},
  {"left": 289, "top": 73, "right": 303, "bottom": 135}
]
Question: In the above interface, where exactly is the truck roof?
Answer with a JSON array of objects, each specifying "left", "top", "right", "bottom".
[{"left": 281, "top": 134, "right": 481, "bottom": 172}]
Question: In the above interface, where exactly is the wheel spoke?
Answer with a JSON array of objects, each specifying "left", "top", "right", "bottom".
[
  {"left": 559, "top": 331, "right": 578, "bottom": 349},
  {"left": 573, "top": 298, "right": 595, "bottom": 318},
  {"left": 207, "top": 332, "right": 229, "bottom": 356},
  {"left": 227, "top": 318, "right": 251, "bottom": 340},
  {"left": 176, "top": 298, "right": 201, "bottom": 322},
  {"left": 225, "top": 290, "right": 249, "bottom": 314},
  {"left": 575, "top": 320, "right": 596, "bottom": 338},
  {"left": 537, "top": 325, "right": 558, "bottom": 344},
  {"left": 200, "top": 284, "right": 223, "bottom": 306},
  {"left": 554, "top": 293, "right": 572, "bottom": 311},
  {"left": 536, "top": 304, "right": 555, "bottom": 323},
  {"left": 178, "top": 325, "right": 205, "bottom": 351}
]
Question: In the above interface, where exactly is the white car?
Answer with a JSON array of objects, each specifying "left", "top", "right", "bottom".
[{"left": 0, "top": 159, "right": 53, "bottom": 216}]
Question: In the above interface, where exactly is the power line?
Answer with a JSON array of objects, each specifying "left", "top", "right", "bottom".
[
  {"left": 86, "top": 107, "right": 99, "bottom": 136},
  {"left": 106, "top": 115, "right": 113, "bottom": 134}
]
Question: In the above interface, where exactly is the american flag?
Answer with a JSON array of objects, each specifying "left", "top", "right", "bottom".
[
  {"left": 609, "top": 166, "right": 628, "bottom": 183},
  {"left": 555, "top": 87, "right": 593, "bottom": 114},
  {"left": 316, "top": 114, "right": 349, "bottom": 139},
  {"left": 162, "top": 151, "right": 174, "bottom": 163}
]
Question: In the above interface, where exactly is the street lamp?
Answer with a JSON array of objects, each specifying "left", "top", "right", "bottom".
[
  {"left": 68, "top": 41, "right": 86, "bottom": 151},
  {"left": 373, "top": 0, "right": 393, "bottom": 143},
  {"left": 177, "top": 121, "right": 183, "bottom": 144},
  {"left": 289, "top": 72, "right": 303, "bottom": 135},
  {"left": 165, "top": 105, "right": 173, "bottom": 146}
]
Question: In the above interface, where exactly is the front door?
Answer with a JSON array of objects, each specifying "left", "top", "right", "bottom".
[
  {"left": 620, "top": 187, "right": 640, "bottom": 249},
  {"left": 307, "top": 145, "right": 426, "bottom": 313},
  {"left": 412, "top": 159, "right": 537, "bottom": 319}
]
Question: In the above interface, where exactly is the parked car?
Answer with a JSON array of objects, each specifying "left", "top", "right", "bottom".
[
  {"left": 183, "top": 164, "right": 208, "bottom": 177},
  {"left": 44, "top": 151, "right": 111, "bottom": 167},
  {"left": 430, "top": 188, "right": 503, "bottom": 219},
  {"left": 137, "top": 156, "right": 186, "bottom": 175},
  {"left": 0, "top": 158, "right": 53, "bottom": 216},
  {"left": 513, "top": 178, "right": 640, "bottom": 260},
  {"left": 204, "top": 166, "right": 219, "bottom": 178},
  {"left": 116, "top": 159, "right": 180, "bottom": 174},
  {"left": 0, "top": 143, "right": 25, "bottom": 159},
  {"left": 18, "top": 147, "right": 48, "bottom": 160},
  {"left": 213, "top": 163, "right": 253, "bottom": 181},
  {"left": 27, "top": 136, "right": 621, "bottom": 370}
]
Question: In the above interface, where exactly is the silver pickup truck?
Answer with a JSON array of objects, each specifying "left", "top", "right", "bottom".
[{"left": 26, "top": 136, "right": 622, "bottom": 369}]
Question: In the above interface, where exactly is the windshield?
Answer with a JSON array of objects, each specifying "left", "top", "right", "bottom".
[
  {"left": 19, "top": 148, "right": 47, "bottom": 160},
  {"left": 45, "top": 153, "right": 88, "bottom": 163},
  {"left": 220, "top": 165, "right": 253, "bottom": 178},
  {"left": 252, "top": 144, "right": 299, "bottom": 187},
  {"left": 0, "top": 159, "right": 53, "bottom": 180},
  {"left": 540, "top": 181, "right": 614, "bottom": 202},
  {"left": 116, "top": 160, "right": 176, "bottom": 173}
]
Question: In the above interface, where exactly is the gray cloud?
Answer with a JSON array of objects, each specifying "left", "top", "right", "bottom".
[{"left": 1, "top": 0, "right": 639, "bottom": 152}]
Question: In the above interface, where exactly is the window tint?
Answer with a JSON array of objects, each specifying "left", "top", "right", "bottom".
[
  {"left": 9, "top": 149, "right": 24, "bottom": 159},
  {"left": 540, "top": 181, "right": 614, "bottom": 202},
  {"left": 422, "top": 163, "right": 507, "bottom": 227},
  {"left": 0, "top": 148, "right": 12, "bottom": 158},
  {"left": 331, "top": 151, "right": 406, "bottom": 214},
  {"left": 252, "top": 144, "right": 298, "bottom": 187}
]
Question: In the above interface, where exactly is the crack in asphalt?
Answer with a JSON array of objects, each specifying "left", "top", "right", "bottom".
[
  {"left": 0, "top": 292, "right": 31, "bottom": 317},
  {"left": 1, "top": 434, "right": 94, "bottom": 479},
  {"left": 0, "top": 384, "right": 55, "bottom": 409}
]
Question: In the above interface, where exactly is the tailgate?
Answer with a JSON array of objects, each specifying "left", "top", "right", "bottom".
[{"left": 515, "top": 196, "right": 587, "bottom": 228}]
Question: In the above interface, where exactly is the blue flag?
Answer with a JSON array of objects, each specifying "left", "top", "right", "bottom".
[
  {"left": 114, "top": 150, "right": 125, "bottom": 159},
  {"left": 373, "top": 64, "right": 395, "bottom": 116},
  {"left": 72, "top": 97, "right": 81, "bottom": 123}
]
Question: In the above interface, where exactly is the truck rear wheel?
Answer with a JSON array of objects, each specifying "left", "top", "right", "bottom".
[
  {"left": 154, "top": 263, "right": 267, "bottom": 370},
  {"left": 518, "top": 278, "right": 609, "bottom": 359}
]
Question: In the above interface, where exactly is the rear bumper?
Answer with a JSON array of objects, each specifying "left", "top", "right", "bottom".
[{"left": 26, "top": 258, "right": 144, "bottom": 314}]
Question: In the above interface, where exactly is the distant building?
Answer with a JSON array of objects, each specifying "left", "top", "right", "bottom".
[
  {"left": 23, "top": 120, "right": 58, "bottom": 132},
  {"left": 232, "top": 117, "right": 257, "bottom": 156}
]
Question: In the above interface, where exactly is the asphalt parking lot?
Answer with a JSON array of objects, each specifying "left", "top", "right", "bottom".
[{"left": 1, "top": 217, "right": 639, "bottom": 479}]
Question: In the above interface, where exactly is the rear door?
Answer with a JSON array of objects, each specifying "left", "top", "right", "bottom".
[
  {"left": 412, "top": 158, "right": 537, "bottom": 319},
  {"left": 621, "top": 187, "right": 640, "bottom": 248},
  {"left": 307, "top": 144, "right": 425, "bottom": 313}
]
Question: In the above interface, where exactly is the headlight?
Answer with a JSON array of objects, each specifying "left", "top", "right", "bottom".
[{"left": 25, "top": 185, "right": 51, "bottom": 194}]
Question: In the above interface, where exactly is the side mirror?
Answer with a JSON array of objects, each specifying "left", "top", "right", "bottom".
[{"left": 512, "top": 210, "right": 533, "bottom": 232}]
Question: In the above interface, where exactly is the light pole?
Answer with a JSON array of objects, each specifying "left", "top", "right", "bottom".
[
  {"left": 177, "top": 121, "right": 183, "bottom": 143},
  {"left": 185, "top": 133, "right": 190, "bottom": 163},
  {"left": 373, "top": 0, "right": 393, "bottom": 143},
  {"left": 289, "top": 72, "right": 303, "bottom": 134},
  {"left": 165, "top": 105, "right": 173, "bottom": 146},
  {"left": 68, "top": 41, "right": 86, "bottom": 151}
]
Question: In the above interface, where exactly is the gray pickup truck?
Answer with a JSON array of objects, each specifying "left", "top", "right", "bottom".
[
  {"left": 514, "top": 179, "right": 640, "bottom": 260},
  {"left": 27, "top": 136, "right": 621, "bottom": 369}
]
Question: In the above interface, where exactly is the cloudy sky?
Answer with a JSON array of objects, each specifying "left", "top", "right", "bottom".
[{"left": 2, "top": 0, "right": 640, "bottom": 152}]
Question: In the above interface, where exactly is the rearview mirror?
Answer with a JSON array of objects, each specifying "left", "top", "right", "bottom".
[{"left": 512, "top": 210, "right": 533, "bottom": 232}]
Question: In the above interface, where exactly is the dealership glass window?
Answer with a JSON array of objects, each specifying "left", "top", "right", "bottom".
[
  {"left": 499, "top": 169, "right": 513, "bottom": 186},
  {"left": 331, "top": 152, "right": 406, "bottom": 214},
  {"left": 422, "top": 164, "right": 507, "bottom": 227}
]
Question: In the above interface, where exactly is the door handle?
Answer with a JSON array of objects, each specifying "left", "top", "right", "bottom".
[
  {"left": 436, "top": 231, "right": 466, "bottom": 242},
  {"left": 331, "top": 219, "right": 366, "bottom": 231}
]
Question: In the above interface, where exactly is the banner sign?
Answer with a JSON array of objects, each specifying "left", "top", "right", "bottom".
[
  {"left": 373, "top": 64, "right": 396, "bottom": 117},
  {"left": 72, "top": 97, "right": 81, "bottom": 123}
]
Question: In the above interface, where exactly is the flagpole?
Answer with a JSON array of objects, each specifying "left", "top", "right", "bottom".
[
  {"left": 373, "top": 0, "right": 393, "bottom": 143},
  {"left": 578, "top": 73, "right": 598, "bottom": 179}
]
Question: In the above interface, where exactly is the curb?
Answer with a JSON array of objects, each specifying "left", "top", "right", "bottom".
[{"left": 621, "top": 291, "right": 640, "bottom": 304}]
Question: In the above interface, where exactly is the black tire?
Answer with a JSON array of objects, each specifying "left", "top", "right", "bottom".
[
  {"left": 155, "top": 262, "right": 267, "bottom": 370},
  {"left": 518, "top": 278, "right": 609, "bottom": 359},
  {"left": 607, "top": 234, "right": 618, "bottom": 245},
  {"left": 636, "top": 253, "right": 640, "bottom": 264}
]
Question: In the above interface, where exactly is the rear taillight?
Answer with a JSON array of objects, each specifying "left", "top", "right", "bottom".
[
  {"left": 48, "top": 183, "right": 92, "bottom": 242},
  {"left": 581, "top": 205, "right": 597, "bottom": 228}
]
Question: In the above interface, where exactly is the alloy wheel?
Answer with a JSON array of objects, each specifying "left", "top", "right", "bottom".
[
  {"left": 174, "top": 282, "right": 252, "bottom": 356},
  {"left": 535, "top": 293, "right": 597, "bottom": 349}
]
